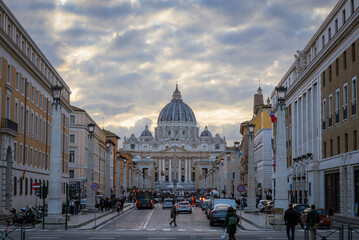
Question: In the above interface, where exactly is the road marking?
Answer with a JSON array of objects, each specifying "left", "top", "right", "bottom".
[
  {"left": 146, "top": 228, "right": 156, "bottom": 231},
  {"left": 143, "top": 208, "right": 154, "bottom": 229},
  {"left": 177, "top": 228, "right": 186, "bottom": 231},
  {"left": 29, "top": 238, "right": 59, "bottom": 239},
  {"left": 95, "top": 207, "right": 134, "bottom": 230},
  {"left": 89, "top": 238, "right": 114, "bottom": 240},
  {"left": 163, "top": 228, "right": 171, "bottom": 231},
  {"left": 147, "top": 238, "right": 176, "bottom": 240}
]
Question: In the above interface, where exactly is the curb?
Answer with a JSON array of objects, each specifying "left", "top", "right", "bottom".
[
  {"left": 68, "top": 204, "right": 134, "bottom": 229},
  {"left": 89, "top": 205, "right": 136, "bottom": 229},
  {"left": 240, "top": 216, "right": 267, "bottom": 230}
]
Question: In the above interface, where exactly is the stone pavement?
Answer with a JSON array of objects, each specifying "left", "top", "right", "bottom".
[{"left": 239, "top": 211, "right": 286, "bottom": 231}]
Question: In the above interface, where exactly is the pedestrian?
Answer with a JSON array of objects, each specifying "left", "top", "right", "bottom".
[
  {"left": 69, "top": 199, "right": 75, "bottom": 215},
  {"left": 223, "top": 206, "right": 239, "bottom": 240},
  {"left": 306, "top": 204, "right": 320, "bottom": 240},
  {"left": 74, "top": 199, "right": 80, "bottom": 215},
  {"left": 116, "top": 199, "right": 121, "bottom": 214},
  {"left": 169, "top": 201, "right": 178, "bottom": 227},
  {"left": 284, "top": 203, "right": 300, "bottom": 240},
  {"left": 328, "top": 205, "right": 334, "bottom": 227},
  {"left": 100, "top": 198, "right": 105, "bottom": 212}
]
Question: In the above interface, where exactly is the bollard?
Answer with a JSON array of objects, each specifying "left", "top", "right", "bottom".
[{"left": 20, "top": 225, "right": 25, "bottom": 240}]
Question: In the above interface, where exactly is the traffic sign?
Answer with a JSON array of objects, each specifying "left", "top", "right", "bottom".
[
  {"left": 33, "top": 182, "right": 41, "bottom": 191},
  {"left": 237, "top": 185, "right": 245, "bottom": 193},
  {"left": 91, "top": 182, "right": 98, "bottom": 191}
]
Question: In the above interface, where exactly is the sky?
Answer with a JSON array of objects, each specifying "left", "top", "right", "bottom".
[{"left": 4, "top": 0, "right": 338, "bottom": 145}]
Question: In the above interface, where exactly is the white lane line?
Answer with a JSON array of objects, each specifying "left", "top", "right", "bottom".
[
  {"left": 29, "top": 238, "right": 59, "bottom": 239},
  {"left": 89, "top": 238, "right": 114, "bottom": 240},
  {"left": 177, "top": 228, "right": 186, "bottom": 231},
  {"left": 142, "top": 208, "right": 154, "bottom": 229},
  {"left": 147, "top": 238, "right": 176, "bottom": 240},
  {"left": 146, "top": 228, "right": 156, "bottom": 231},
  {"left": 95, "top": 207, "right": 134, "bottom": 230},
  {"left": 163, "top": 228, "right": 171, "bottom": 231}
]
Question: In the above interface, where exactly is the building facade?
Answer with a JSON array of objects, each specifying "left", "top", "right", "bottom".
[
  {"left": 0, "top": 1, "right": 72, "bottom": 214},
  {"left": 271, "top": 0, "right": 359, "bottom": 218},
  {"left": 123, "top": 85, "right": 226, "bottom": 191}
]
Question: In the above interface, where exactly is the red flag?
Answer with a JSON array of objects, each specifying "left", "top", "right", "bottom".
[{"left": 269, "top": 111, "right": 276, "bottom": 123}]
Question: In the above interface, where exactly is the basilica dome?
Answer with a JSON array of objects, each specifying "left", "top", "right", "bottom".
[
  {"left": 140, "top": 125, "right": 152, "bottom": 137},
  {"left": 200, "top": 126, "right": 212, "bottom": 137},
  {"left": 158, "top": 85, "right": 196, "bottom": 123}
]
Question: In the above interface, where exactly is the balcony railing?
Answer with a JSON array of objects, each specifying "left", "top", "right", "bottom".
[
  {"left": 328, "top": 116, "right": 332, "bottom": 127},
  {"left": 343, "top": 106, "right": 348, "bottom": 120},
  {"left": 335, "top": 111, "right": 340, "bottom": 124},
  {"left": 1, "top": 118, "right": 18, "bottom": 133},
  {"left": 352, "top": 101, "right": 357, "bottom": 116},
  {"left": 322, "top": 120, "right": 326, "bottom": 130}
]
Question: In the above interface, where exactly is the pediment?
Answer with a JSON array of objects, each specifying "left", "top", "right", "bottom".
[{"left": 160, "top": 146, "right": 188, "bottom": 153}]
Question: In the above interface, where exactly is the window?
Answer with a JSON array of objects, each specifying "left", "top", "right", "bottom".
[
  {"left": 20, "top": 144, "right": 23, "bottom": 164},
  {"left": 31, "top": 112, "right": 34, "bottom": 136},
  {"left": 215, "top": 144, "right": 220, "bottom": 150},
  {"left": 343, "top": 83, "right": 348, "bottom": 120},
  {"left": 336, "top": 89, "right": 340, "bottom": 124},
  {"left": 22, "top": 40, "right": 25, "bottom": 52},
  {"left": 352, "top": 76, "right": 357, "bottom": 116},
  {"left": 343, "top": 51, "right": 347, "bottom": 69},
  {"left": 13, "top": 177, "right": 17, "bottom": 196},
  {"left": 25, "top": 178, "right": 28, "bottom": 195},
  {"left": 131, "top": 144, "right": 135, "bottom": 149},
  {"left": 329, "top": 65, "right": 332, "bottom": 81},
  {"left": 328, "top": 28, "right": 331, "bottom": 40},
  {"left": 7, "top": 64, "right": 11, "bottom": 84},
  {"left": 20, "top": 105, "right": 24, "bottom": 132},
  {"left": 69, "top": 151, "right": 75, "bottom": 162},
  {"left": 26, "top": 109, "right": 29, "bottom": 134},
  {"left": 5, "top": 96, "right": 10, "bottom": 119},
  {"left": 70, "top": 115, "right": 76, "bottom": 124},
  {"left": 14, "top": 101, "right": 19, "bottom": 123},
  {"left": 30, "top": 179, "right": 33, "bottom": 195},
  {"left": 322, "top": 99, "right": 326, "bottom": 130},
  {"left": 15, "top": 72, "right": 19, "bottom": 90},
  {"left": 342, "top": 9, "right": 346, "bottom": 23},
  {"left": 351, "top": 0, "right": 355, "bottom": 14},
  {"left": 70, "top": 134, "right": 75, "bottom": 144},
  {"left": 322, "top": 35, "right": 325, "bottom": 48},
  {"left": 27, "top": 47, "right": 30, "bottom": 57},
  {"left": 16, "top": 33, "right": 19, "bottom": 46},
  {"left": 335, "top": 19, "right": 338, "bottom": 33},
  {"left": 30, "top": 148, "right": 33, "bottom": 166},
  {"left": 329, "top": 95, "right": 333, "bottom": 127},
  {"left": 322, "top": 71, "right": 326, "bottom": 87},
  {"left": 337, "top": 136, "right": 340, "bottom": 155},
  {"left": 353, "top": 42, "right": 356, "bottom": 62},
  {"left": 69, "top": 170, "right": 74, "bottom": 178},
  {"left": 25, "top": 146, "right": 28, "bottom": 165},
  {"left": 34, "top": 150, "right": 37, "bottom": 167},
  {"left": 335, "top": 59, "right": 339, "bottom": 75},
  {"left": 354, "top": 130, "right": 358, "bottom": 150},
  {"left": 7, "top": 23, "right": 11, "bottom": 37},
  {"left": 330, "top": 139, "right": 333, "bottom": 156},
  {"left": 323, "top": 142, "right": 327, "bottom": 158},
  {"left": 345, "top": 133, "right": 348, "bottom": 152},
  {"left": 31, "top": 86, "right": 34, "bottom": 102},
  {"left": 21, "top": 78, "right": 25, "bottom": 95},
  {"left": 35, "top": 115, "right": 38, "bottom": 138},
  {"left": 39, "top": 119, "right": 42, "bottom": 141},
  {"left": 36, "top": 91, "right": 38, "bottom": 105},
  {"left": 38, "top": 151, "right": 41, "bottom": 168}
]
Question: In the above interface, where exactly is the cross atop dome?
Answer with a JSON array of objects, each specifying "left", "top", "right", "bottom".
[{"left": 172, "top": 83, "right": 182, "bottom": 100}]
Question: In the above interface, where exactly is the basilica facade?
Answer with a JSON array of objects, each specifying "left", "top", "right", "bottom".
[{"left": 122, "top": 85, "right": 227, "bottom": 191}]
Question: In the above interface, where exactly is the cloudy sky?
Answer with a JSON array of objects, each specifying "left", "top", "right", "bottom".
[{"left": 4, "top": 0, "right": 337, "bottom": 145}]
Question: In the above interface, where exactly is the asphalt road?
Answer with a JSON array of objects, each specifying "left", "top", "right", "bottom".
[{"left": 4, "top": 204, "right": 346, "bottom": 239}]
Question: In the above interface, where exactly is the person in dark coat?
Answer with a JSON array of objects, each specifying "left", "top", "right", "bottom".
[
  {"left": 284, "top": 203, "right": 300, "bottom": 240},
  {"left": 306, "top": 204, "right": 320, "bottom": 240},
  {"left": 169, "top": 201, "right": 178, "bottom": 227},
  {"left": 223, "top": 206, "right": 239, "bottom": 240},
  {"left": 328, "top": 205, "right": 334, "bottom": 227}
]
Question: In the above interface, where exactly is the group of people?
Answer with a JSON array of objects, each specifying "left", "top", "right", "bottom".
[
  {"left": 284, "top": 203, "right": 334, "bottom": 240},
  {"left": 69, "top": 199, "right": 80, "bottom": 215},
  {"left": 96, "top": 196, "right": 126, "bottom": 212}
]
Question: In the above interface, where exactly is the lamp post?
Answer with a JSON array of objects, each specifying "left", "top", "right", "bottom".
[
  {"left": 123, "top": 158, "right": 127, "bottom": 193},
  {"left": 226, "top": 152, "right": 231, "bottom": 198},
  {"left": 47, "top": 85, "right": 65, "bottom": 225},
  {"left": 245, "top": 124, "right": 256, "bottom": 212},
  {"left": 274, "top": 86, "right": 288, "bottom": 210},
  {"left": 86, "top": 123, "right": 96, "bottom": 213},
  {"left": 220, "top": 158, "right": 224, "bottom": 198},
  {"left": 234, "top": 141, "right": 240, "bottom": 199},
  {"left": 216, "top": 164, "right": 219, "bottom": 192},
  {"left": 105, "top": 141, "right": 112, "bottom": 198},
  {"left": 116, "top": 152, "right": 121, "bottom": 196}
]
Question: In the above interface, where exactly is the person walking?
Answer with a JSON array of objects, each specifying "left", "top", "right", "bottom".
[
  {"left": 74, "top": 199, "right": 80, "bottom": 215},
  {"left": 223, "top": 206, "right": 239, "bottom": 240},
  {"left": 169, "top": 201, "right": 178, "bottom": 227},
  {"left": 306, "top": 204, "right": 320, "bottom": 240},
  {"left": 328, "top": 205, "right": 334, "bottom": 227},
  {"left": 116, "top": 199, "right": 121, "bottom": 214},
  {"left": 284, "top": 203, "right": 300, "bottom": 240}
]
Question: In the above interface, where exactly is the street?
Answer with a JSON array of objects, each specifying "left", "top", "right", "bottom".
[{"left": 4, "top": 204, "right": 346, "bottom": 240}]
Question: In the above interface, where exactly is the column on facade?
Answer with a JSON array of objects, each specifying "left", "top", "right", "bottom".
[
  {"left": 158, "top": 159, "right": 161, "bottom": 182},
  {"left": 296, "top": 100, "right": 300, "bottom": 157},
  {"left": 185, "top": 159, "right": 188, "bottom": 182},
  {"left": 178, "top": 159, "right": 181, "bottom": 182},
  {"left": 169, "top": 159, "right": 172, "bottom": 183},
  {"left": 162, "top": 159, "right": 165, "bottom": 181}
]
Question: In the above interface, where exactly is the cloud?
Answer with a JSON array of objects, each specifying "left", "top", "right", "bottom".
[{"left": 3, "top": 0, "right": 338, "bottom": 146}]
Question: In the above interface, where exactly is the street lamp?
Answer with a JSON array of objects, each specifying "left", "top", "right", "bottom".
[
  {"left": 86, "top": 123, "right": 96, "bottom": 213},
  {"left": 245, "top": 124, "right": 256, "bottom": 212},
  {"left": 234, "top": 141, "right": 240, "bottom": 199},
  {"left": 220, "top": 158, "right": 224, "bottom": 198},
  {"left": 105, "top": 141, "right": 112, "bottom": 198},
  {"left": 274, "top": 85, "right": 288, "bottom": 210},
  {"left": 116, "top": 152, "right": 121, "bottom": 196},
  {"left": 129, "top": 162, "right": 132, "bottom": 189},
  {"left": 47, "top": 84, "right": 64, "bottom": 226},
  {"left": 226, "top": 152, "right": 231, "bottom": 198},
  {"left": 123, "top": 158, "right": 127, "bottom": 193}
]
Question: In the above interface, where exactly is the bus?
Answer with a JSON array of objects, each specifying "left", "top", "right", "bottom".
[{"left": 136, "top": 190, "right": 154, "bottom": 209}]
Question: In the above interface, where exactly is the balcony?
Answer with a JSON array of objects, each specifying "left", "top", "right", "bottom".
[
  {"left": 0, "top": 118, "right": 18, "bottom": 136},
  {"left": 352, "top": 101, "right": 357, "bottom": 116},
  {"left": 343, "top": 106, "right": 348, "bottom": 120}
]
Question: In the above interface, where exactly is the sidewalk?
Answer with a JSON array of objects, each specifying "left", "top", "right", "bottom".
[{"left": 239, "top": 211, "right": 285, "bottom": 231}]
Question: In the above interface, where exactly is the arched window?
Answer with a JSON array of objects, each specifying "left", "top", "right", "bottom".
[
  {"left": 30, "top": 178, "right": 33, "bottom": 195},
  {"left": 13, "top": 177, "right": 17, "bottom": 195},
  {"left": 19, "top": 179, "right": 23, "bottom": 195},
  {"left": 25, "top": 178, "right": 28, "bottom": 195},
  {"left": 232, "top": 172, "right": 235, "bottom": 180}
]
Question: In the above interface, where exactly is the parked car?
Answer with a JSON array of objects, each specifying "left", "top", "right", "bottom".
[
  {"left": 293, "top": 204, "right": 309, "bottom": 215},
  {"left": 176, "top": 201, "right": 192, "bottom": 213},
  {"left": 209, "top": 204, "right": 231, "bottom": 226},
  {"left": 177, "top": 195, "right": 185, "bottom": 201},
  {"left": 201, "top": 200, "right": 210, "bottom": 211},
  {"left": 162, "top": 198, "right": 174, "bottom": 209},
  {"left": 300, "top": 208, "right": 331, "bottom": 228}
]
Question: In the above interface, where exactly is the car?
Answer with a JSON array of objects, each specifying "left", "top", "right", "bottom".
[
  {"left": 300, "top": 208, "right": 331, "bottom": 228},
  {"left": 177, "top": 195, "right": 185, "bottom": 201},
  {"left": 154, "top": 198, "right": 162, "bottom": 203},
  {"left": 162, "top": 198, "right": 174, "bottom": 209},
  {"left": 262, "top": 201, "right": 274, "bottom": 213},
  {"left": 293, "top": 204, "right": 310, "bottom": 215},
  {"left": 201, "top": 200, "right": 210, "bottom": 211},
  {"left": 257, "top": 200, "right": 267, "bottom": 211},
  {"left": 176, "top": 201, "right": 192, "bottom": 213},
  {"left": 209, "top": 204, "right": 232, "bottom": 226},
  {"left": 206, "top": 198, "right": 237, "bottom": 217}
]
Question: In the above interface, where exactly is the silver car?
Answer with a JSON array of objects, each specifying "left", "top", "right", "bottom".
[
  {"left": 176, "top": 201, "right": 192, "bottom": 213},
  {"left": 162, "top": 198, "right": 173, "bottom": 209}
]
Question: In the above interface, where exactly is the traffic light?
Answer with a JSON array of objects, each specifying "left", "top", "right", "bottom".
[
  {"left": 36, "top": 186, "right": 42, "bottom": 199},
  {"left": 42, "top": 186, "right": 48, "bottom": 199}
]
